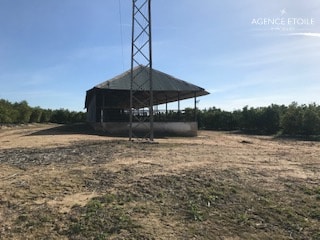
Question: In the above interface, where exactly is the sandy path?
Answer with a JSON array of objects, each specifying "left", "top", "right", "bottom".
[{"left": 0, "top": 124, "right": 117, "bottom": 149}]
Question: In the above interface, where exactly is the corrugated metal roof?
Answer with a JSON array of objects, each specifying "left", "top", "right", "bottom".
[
  {"left": 85, "top": 66, "right": 209, "bottom": 108},
  {"left": 95, "top": 66, "right": 207, "bottom": 92}
]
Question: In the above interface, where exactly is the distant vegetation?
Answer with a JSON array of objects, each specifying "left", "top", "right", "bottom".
[
  {"left": 0, "top": 99, "right": 86, "bottom": 124},
  {"left": 197, "top": 102, "right": 320, "bottom": 137},
  {"left": 1, "top": 99, "right": 320, "bottom": 137}
]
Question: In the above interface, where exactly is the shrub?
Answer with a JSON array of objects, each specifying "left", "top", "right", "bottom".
[
  {"left": 280, "top": 103, "right": 303, "bottom": 135},
  {"left": 302, "top": 104, "right": 320, "bottom": 136}
]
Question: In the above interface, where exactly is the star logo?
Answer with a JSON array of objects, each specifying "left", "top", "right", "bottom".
[{"left": 280, "top": 9, "right": 287, "bottom": 16}]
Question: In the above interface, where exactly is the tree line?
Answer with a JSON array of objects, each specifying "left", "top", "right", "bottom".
[
  {"left": 1, "top": 99, "right": 320, "bottom": 137},
  {"left": 197, "top": 102, "right": 320, "bottom": 136},
  {"left": 0, "top": 99, "right": 86, "bottom": 124}
]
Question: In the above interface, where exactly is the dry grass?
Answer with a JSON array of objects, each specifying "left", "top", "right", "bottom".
[{"left": 0, "top": 124, "right": 319, "bottom": 239}]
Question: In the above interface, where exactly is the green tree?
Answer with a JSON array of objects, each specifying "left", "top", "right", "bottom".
[
  {"left": 14, "top": 101, "right": 32, "bottom": 123},
  {"left": 0, "top": 99, "right": 13, "bottom": 123},
  {"left": 50, "top": 109, "right": 70, "bottom": 124},
  {"left": 259, "top": 105, "right": 281, "bottom": 134},
  {"left": 302, "top": 104, "right": 320, "bottom": 136},
  {"left": 280, "top": 102, "right": 303, "bottom": 135},
  {"left": 40, "top": 109, "right": 52, "bottom": 123},
  {"left": 29, "top": 107, "right": 43, "bottom": 123},
  {"left": 73, "top": 111, "right": 87, "bottom": 123},
  {"left": 198, "top": 107, "right": 239, "bottom": 131},
  {"left": 240, "top": 106, "right": 261, "bottom": 132}
]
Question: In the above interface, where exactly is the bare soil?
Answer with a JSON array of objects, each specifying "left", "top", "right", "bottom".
[{"left": 0, "top": 124, "right": 319, "bottom": 239}]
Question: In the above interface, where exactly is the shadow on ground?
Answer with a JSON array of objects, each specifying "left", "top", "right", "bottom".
[
  {"left": 27, "top": 123, "right": 175, "bottom": 139},
  {"left": 26, "top": 123, "right": 109, "bottom": 137}
]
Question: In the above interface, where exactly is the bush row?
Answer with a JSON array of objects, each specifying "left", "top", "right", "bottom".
[
  {"left": 0, "top": 99, "right": 86, "bottom": 124},
  {"left": 198, "top": 102, "right": 320, "bottom": 136},
  {"left": 1, "top": 99, "right": 320, "bottom": 136}
]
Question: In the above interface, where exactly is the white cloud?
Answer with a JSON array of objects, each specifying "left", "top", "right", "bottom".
[{"left": 288, "top": 32, "right": 320, "bottom": 38}]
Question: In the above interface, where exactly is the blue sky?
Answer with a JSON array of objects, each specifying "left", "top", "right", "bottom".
[{"left": 1, "top": 0, "right": 319, "bottom": 111}]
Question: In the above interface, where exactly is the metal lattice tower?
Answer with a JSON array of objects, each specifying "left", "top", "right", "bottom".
[{"left": 129, "top": 0, "right": 154, "bottom": 141}]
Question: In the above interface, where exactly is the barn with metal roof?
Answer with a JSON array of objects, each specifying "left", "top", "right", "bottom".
[{"left": 85, "top": 66, "right": 209, "bottom": 136}]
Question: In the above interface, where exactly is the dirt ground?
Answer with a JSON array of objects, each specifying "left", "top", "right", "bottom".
[{"left": 0, "top": 124, "right": 319, "bottom": 239}]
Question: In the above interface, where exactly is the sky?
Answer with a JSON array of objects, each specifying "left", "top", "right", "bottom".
[{"left": 1, "top": 0, "right": 320, "bottom": 112}]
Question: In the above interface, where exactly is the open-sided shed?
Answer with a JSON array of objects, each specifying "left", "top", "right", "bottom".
[{"left": 85, "top": 66, "right": 209, "bottom": 136}]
